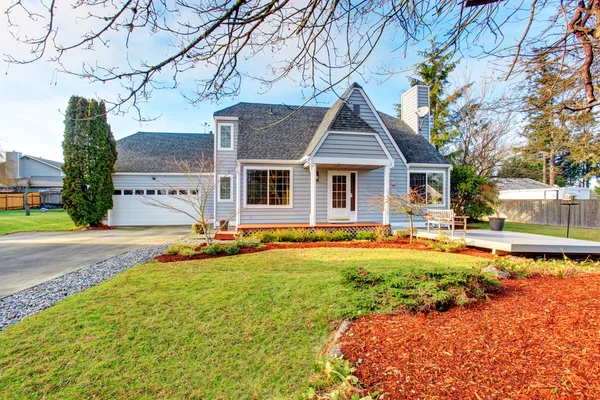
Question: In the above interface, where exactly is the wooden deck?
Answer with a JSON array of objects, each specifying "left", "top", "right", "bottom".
[{"left": 418, "top": 229, "right": 600, "bottom": 256}]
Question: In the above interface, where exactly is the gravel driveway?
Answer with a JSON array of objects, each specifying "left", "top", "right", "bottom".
[{"left": 0, "top": 227, "right": 190, "bottom": 298}]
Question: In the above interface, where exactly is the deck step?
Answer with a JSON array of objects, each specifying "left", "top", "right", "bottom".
[{"left": 215, "top": 231, "right": 238, "bottom": 241}]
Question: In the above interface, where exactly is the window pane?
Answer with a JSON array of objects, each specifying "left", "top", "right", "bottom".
[
  {"left": 220, "top": 125, "right": 232, "bottom": 148},
  {"left": 179, "top": 189, "right": 188, "bottom": 195},
  {"left": 124, "top": 190, "right": 133, "bottom": 195},
  {"left": 146, "top": 189, "right": 156, "bottom": 195},
  {"left": 113, "top": 190, "right": 122, "bottom": 195},
  {"left": 220, "top": 177, "right": 231, "bottom": 200},
  {"left": 427, "top": 173, "right": 444, "bottom": 205},
  {"left": 156, "top": 190, "right": 166, "bottom": 195},
  {"left": 247, "top": 170, "right": 268, "bottom": 205},
  {"left": 269, "top": 170, "right": 290, "bottom": 205},
  {"left": 190, "top": 189, "right": 198, "bottom": 195},
  {"left": 168, "top": 190, "right": 178, "bottom": 195},
  {"left": 409, "top": 173, "right": 426, "bottom": 202}
]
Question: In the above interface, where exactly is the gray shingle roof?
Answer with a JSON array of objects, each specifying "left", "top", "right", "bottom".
[
  {"left": 214, "top": 103, "right": 329, "bottom": 160},
  {"left": 114, "top": 132, "right": 213, "bottom": 173},
  {"left": 496, "top": 178, "right": 551, "bottom": 190},
  {"left": 377, "top": 112, "right": 450, "bottom": 165}
]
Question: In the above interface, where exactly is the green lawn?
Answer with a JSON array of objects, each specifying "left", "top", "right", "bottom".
[
  {"left": 0, "top": 209, "right": 75, "bottom": 235},
  {"left": 0, "top": 248, "right": 486, "bottom": 399},
  {"left": 469, "top": 221, "right": 600, "bottom": 242}
]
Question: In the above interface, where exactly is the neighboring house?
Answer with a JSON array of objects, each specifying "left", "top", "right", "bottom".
[
  {"left": 0, "top": 151, "right": 64, "bottom": 192},
  {"left": 497, "top": 178, "right": 594, "bottom": 200},
  {"left": 108, "top": 83, "right": 451, "bottom": 229}
]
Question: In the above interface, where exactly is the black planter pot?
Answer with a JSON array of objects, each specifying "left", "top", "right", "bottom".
[{"left": 489, "top": 217, "right": 506, "bottom": 232}]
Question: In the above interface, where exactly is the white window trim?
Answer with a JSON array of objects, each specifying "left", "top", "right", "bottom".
[
  {"left": 243, "top": 166, "right": 294, "bottom": 209},
  {"left": 217, "top": 122, "right": 234, "bottom": 151},
  {"left": 407, "top": 169, "right": 447, "bottom": 208},
  {"left": 217, "top": 175, "right": 234, "bottom": 202}
]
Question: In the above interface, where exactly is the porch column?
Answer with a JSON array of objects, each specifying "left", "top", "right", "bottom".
[
  {"left": 309, "top": 163, "right": 317, "bottom": 227},
  {"left": 383, "top": 166, "right": 390, "bottom": 225},
  {"left": 235, "top": 163, "right": 241, "bottom": 228}
]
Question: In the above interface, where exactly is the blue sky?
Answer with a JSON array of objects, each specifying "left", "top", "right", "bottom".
[{"left": 0, "top": 4, "right": 510, "bottom": 162}]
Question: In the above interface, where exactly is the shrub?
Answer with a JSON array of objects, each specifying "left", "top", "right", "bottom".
[
  {"left": 355, "top": 231, "right": 377, "bottom": 241},
  {"left": 165, "top": 243, "right": 199, "bottom": 256},
  {"left": 339, "top": 265, "right": 500, "bottom": 318},
  {"left": 374, "top": 225, "right": 389, "bottom": 241},
  {"left": 202, "top": 243, "right": 224, "bottom": 256},
  {"left": 313, "top": 230, "right": 334, "bottom": 242},
  {"left": 428, "top": 231, "right": 467, "bottom": 253},
  {"left": 331, "top": 230, "right": 352, "bottom": 241},
  {"left": 248, "top": 228, "right": 355, "bottom": 243}
]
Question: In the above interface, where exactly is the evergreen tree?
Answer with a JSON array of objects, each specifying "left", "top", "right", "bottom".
[
  {"left": 62, "top": 96, "right": 117, "bottom": 226},
  {"left": 396, "top": 42, "right": 461, "bottom": 151}
]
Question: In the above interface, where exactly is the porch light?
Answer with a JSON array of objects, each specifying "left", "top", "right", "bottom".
[
  {"left": 391, "top": 178, "right": 395, "bottom": 187},
  {"left": 316, "top": 171, "right": 320, "bottom": 182}
]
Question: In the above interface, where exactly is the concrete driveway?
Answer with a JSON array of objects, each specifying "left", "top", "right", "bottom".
[{"left": 0, "top": 227, "right": 190, "bottom": 298}]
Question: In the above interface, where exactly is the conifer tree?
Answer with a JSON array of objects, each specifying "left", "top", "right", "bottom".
[{"left": 62, "top": 96, "right": 117, "bottom": 226}]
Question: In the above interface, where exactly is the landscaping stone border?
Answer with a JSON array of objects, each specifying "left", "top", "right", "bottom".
[{"left": 0, "top": 244, "right": 170, "bottom": 331}]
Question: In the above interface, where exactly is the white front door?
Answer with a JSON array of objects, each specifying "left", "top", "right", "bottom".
[{"left": 328, "top": 171, "right": 352, "bottom": 222}]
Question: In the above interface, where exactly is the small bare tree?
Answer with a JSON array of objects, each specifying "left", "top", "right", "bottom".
[
  {"left": 141, "top": 158, "right": 237, "bottom": 244},
  {"left": 371, "top": 190, "right": 427, "bottom": 244},
  {"left": 0, "top": 153, "right": 33, "bottom": 216}
]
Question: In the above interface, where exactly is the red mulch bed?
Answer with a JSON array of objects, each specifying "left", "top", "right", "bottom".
[
  {"left": 341, "top": 275, "right": 600, "bottom": 399},
  {"left": 154, "top": 238, "right": 494, "bottom": 263}
]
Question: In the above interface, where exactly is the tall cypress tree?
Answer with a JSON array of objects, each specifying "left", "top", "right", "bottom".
[{"left": 62, "top": 96, "right": 117, "bottom": 226}]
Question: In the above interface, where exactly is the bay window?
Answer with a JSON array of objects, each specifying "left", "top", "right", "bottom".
[
  {"left": 246, "top": 168, "right": 291, "bottom": 206},
  {"left": 409, "top": 172, "right": 445, "bottom": 205}
]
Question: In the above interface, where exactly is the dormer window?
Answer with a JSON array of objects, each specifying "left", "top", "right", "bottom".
[{"left": 218, "top": 123, "right": 233, "bottom": 150}]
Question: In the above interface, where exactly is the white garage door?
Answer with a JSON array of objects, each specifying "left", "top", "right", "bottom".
[{"left": 109, "top": 189, "right": 198, "bottom": 226}]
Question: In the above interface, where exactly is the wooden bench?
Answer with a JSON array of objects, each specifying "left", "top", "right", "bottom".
[{"left": 424, "top": 209, "right": 467, "bottom": 237}]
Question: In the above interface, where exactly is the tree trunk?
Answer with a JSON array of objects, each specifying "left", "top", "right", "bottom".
[
  {"left": 24, "top": 185, "right": 30, "bottom": 216},
  {"left": 542, "top": 154, "right": 547, "bottom": 185},
  {"left": 549, "top": 152, "right": 556, "bottom": 186},
  {"left": 408, "top": 215, "right": 414, "bottom": 244}
]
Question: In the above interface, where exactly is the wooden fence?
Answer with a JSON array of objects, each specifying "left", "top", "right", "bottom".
[
  {"left": 0, "top": 193, "right": 41, "bottom": 210},
  {"left": 498, "top": 199, "right": 600, "bottom": 229}
]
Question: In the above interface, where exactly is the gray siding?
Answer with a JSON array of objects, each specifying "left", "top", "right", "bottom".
[
  {"left": 347, "top": 89, "right": 408, "bottom": 225},
  {"left": 314, "top": 133, "right": 387, "bottom": 159},
  {"left": 20, "top": 159, "right": 62, "bottom": 178},
  {"left": 214, "top": 120, "right": 238, "bottom": 222},
  {"left": 240, "top": 163, "right": 311, "bottom": 224},
  {"left": 400, "top": 85, "right": 430, "bottom": 142}
]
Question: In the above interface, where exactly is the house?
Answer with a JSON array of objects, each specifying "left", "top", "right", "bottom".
[
  {"left": 497, "top": 178, "right": 594, "bottom": 200},
  {"left": 107, "top": 83, "right": 451, "bottom": 230},
  {"left": 0, "top": 151, "right": 64, "bottom": 192}
]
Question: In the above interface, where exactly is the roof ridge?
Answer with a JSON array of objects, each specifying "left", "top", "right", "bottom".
[{"left": 133, "top": 131, "right": 210, "bottom": 136}]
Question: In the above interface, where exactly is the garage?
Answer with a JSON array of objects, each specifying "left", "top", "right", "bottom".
[{"left": 108, "top": 132, "right": 214, "bottom": 227}]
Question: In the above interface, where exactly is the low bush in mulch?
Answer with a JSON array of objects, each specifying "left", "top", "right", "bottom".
[
  {"left": 338, "top": 266, "right": 500, "bottom": 317},
  {"left": 341, "top": 275, "right": 600, "bottom": 399},
  {"left": 247, "top": 228, "right": 354, "bottom": 243}
]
